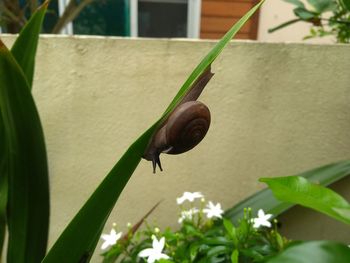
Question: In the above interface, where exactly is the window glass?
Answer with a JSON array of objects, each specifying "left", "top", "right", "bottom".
[
  {"left": 138, "top": 1, "right": 187, "bottom": 37},
  {"left": 73, "top": 0, "right": 129, "bottom": 36}
]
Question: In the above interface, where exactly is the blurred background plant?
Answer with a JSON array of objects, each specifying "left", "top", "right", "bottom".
[
  {"left": 0, "top": 0, "right": 94, "bottom": 33},
  {"left": 269, "top": 0, "right": 350, "bottom": 43}
]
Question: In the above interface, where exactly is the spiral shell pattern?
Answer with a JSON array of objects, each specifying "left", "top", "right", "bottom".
[{"left": 165, "top": 101, "right": 210, "bottom": 154}]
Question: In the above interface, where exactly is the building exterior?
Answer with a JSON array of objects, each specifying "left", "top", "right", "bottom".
[{"left": 57, "top": 0, "right": 261, "bottom": 40}]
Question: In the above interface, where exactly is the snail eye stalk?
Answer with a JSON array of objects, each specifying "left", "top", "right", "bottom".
[{"left": 152, "top": 153, "right": 163, "bottom": 174}]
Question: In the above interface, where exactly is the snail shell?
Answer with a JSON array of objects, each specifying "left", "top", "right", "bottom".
[
  {"left": 155, "top": 101, "right": 210, "bottom": 155},
  {"left": 144, "top": 66, "right": 214, "bottom": 173}
]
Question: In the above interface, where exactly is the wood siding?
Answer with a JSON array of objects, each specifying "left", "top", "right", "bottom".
[{"left": 200, "top": 0, "right": 260, "bottom": 40}]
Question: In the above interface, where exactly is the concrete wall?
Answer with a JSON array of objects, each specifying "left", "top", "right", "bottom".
[
  {"left": 258, "top": 0, "right": 334, "bottom": 43},
  {"left": 2, "top": 35, "right": 350, "bottom": 262}
]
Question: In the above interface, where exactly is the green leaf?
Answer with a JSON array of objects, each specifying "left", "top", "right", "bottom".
[
  {"left": 260, "top": 175, "right": 350, "bottom": 225},
  {"left": 10, "top": 1, "right": 48, "bottom": 89},
  {"left": 0, "top": 40, "right": 49, "bottom": 263},
  {"left": 223, "top": 219, "right": 238, "bottom": 246},
  {"left": 225, "top": 160, "right": 350, "bottom": 223},
  {"left": 0, "top": 115, "right": 7, "bottom": 259},
  {"left": 43, "top": 1, "right": 266, "bottom": 262},
  {"left": 306, "top": 0, "right": 337, "bottom": 13},
  {"left": 267, "top": 241, "right": 350, "bottom": 263},
  {"left": 284, "top": 0, "right": 305, "bottom": 8},
  {"left": 342, "top": 0, "right": 350, "bottom": 10},
  {"left": 231, "top": 249, "right": 239, "bottom": 263},
  {"left": 294, "top": 7, "right": 317, "bottom": 20},
  {"left": 268, "top": 19, "right": 301, "bottom": 33},
  {"left": 162, "top": 0, "right": 266, "bottom": 116}
]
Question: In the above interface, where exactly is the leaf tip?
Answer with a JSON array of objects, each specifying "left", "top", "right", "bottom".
[{"left": 40, "top": 0, "right": 50, "bottom": 10}]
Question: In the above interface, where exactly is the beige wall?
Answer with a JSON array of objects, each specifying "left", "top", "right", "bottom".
[
  {"left": 258, "top": 1, "right": 334, "bottom": 43},
  {"left": 2, "top": 35, "right": 350, "bottom": 262}
]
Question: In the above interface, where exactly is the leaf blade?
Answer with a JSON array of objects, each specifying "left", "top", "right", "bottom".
[
  {"left": 10, "top": 1, "right": 48, "bottom": 89},
  {"left": 0, "top": 40, "right": 49, "bottom": 263},
  {"left": 267, "top": 241, "right": 350, "bottom": 263},
  {"left": 224, "top": 161, "right": 350, "bottom": 222},
  {"left": 260, "top": 175, "right": 350, "bottom": 225}
]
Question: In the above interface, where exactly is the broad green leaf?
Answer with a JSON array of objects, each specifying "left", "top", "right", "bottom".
[
  {"left": 293, "top": 7, "right": 317, "bottom": 20},
  {"left": 10, "top": 1, "right": 48, "bottom": 89},
  {"left": 0, "top": 41, "right": 49, "bottom": 262},
  {"left": 267, "top": 241, "right": 350, "bottom": 263},
  {"left": 284, "top": 0, "right": 305, "bottom": 8},
  {"left": 260, "top": 175, "right": 350, "bottom": 225},
  {"left": 306, "top": 0, "right": 337, "bottom": 13},
  {"left": 225, "top": 160, "right": 350, "bottom": 223},
  {"left": 268, "top": 19, "right": 301, "bottom": 33},
  {"left": 341, "top": 0, "right": 350, "bottom": 10},
  {"left": 43, "top": 2, "right": 265, "bottom": 262}
]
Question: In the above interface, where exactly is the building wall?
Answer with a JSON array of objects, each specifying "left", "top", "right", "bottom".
[
  {"left": 257, "top": 0, "right": 334, "bottom": 43},
  {"left": 2, "top": 36, "right": 350, "bottom": 262},
  {"left": 200, "top": 0, "right": 260, "bottom": 39}
]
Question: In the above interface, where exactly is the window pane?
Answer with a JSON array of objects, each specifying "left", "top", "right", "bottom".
[
  {"left": 73, "top": 0, "right": 129, "bottom": 36},
  {"left": 138, "top": 1, "right": 187, "bottom": 38}
]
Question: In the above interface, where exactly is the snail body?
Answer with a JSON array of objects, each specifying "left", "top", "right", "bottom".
[{"left": 144, "top": 67, "right": 214, "bottom": 173}]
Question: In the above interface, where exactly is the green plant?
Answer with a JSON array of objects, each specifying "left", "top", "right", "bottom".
[
  {"left": 269, "top": 0, "right": 350, "bottom": 43},
  {"left": 101, "top": 192, "right": 289, "bottom": 263},
  {"left": 101, "top": 182, "right": 350, "bottom": 263},
  {"left": 0, "top": 1, "right": 265, "bottom": 262},
  {"left": 0, "top": 0, "right": 95, "bottom": 33}
]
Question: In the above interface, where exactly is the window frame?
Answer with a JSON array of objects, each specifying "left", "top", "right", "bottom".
[
  {"left": 58, "top": 0, "right": 201, "bottom": 37},
  {"left": 130, "top": 0, "right": 202, "bottom": 38}
]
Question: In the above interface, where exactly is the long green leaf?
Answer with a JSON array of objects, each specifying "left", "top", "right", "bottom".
[
  {"left": 0, "top": 114, "right": 7, "bottom": 259},
  {"left": 10, "top": 1, "right": 48, "bottom": 89},
  {"left": 43, "top": 1, "right": 265, "bottom": 262},
  {"left": 0, "top": 40, "right": 49, "bottom": 263},
  {"left": 260, "top": 175, "right": 350, "bottom": 225},
  {"left": 0, "top": 2, "right": 48, "bottom": 260},
  {"left": 267, "top": 241, "right": 350, "bottom": 263},
  {"left": 224, "top": 161, "right": 350, "bottom": 222}
]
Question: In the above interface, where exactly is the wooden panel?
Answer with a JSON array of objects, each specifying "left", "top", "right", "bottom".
[
  {"left": 200, "top": 0, "right": 260, "bottom": 40},
  {"left": 202, "top": 1, "right": 253, "bottom": 17},
  {"left": 201, "top": 16, "right": 252, "bottom": 33},
  {"left": 200, "top": 32, "right": 250, "bottom": 39}
]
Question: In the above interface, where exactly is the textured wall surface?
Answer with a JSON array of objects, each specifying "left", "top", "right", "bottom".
[
  {"left": 258, "top": 1, "right": 334, "bottom": 43},
  {"left": 2, "top": 36, "right": 350, "bottom": 261}
]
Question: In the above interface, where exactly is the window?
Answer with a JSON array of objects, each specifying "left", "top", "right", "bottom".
[
  {"left": 56, "top": 0, "right": 201, "bottom": 38},
  {"left": 131, "top": 0, "right": 201, "bottom": 38}
]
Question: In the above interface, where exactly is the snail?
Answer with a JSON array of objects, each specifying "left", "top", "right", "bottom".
[{"left": 143, "top": 66, "right": 214, "bottom": 173}]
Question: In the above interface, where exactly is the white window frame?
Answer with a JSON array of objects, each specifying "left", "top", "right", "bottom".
[
  {"left": 58, "top": 0, "right": 73, "bottom": 34},
  {"left": 130, "top": 0, "right": 201, "bottom": 38}
]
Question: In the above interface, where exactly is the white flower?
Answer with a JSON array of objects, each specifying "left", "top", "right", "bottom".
[
  {"left": 178, "top": 208, "right": 199, "bottom": 223},
  {"left": 100, "top": 229, "right": 122, "bottom": 250},
  {"left": 203, "top": 201, "right": 224, "bottom": 219},
  {"left": 138, "top": 236, "right": 170, "bottom": 263},
  {"left": 176, "top": 192, "right": 204, "bottom": 204},
  {"left": 252, "top": 209, "right": 273, "bottom": 228}
]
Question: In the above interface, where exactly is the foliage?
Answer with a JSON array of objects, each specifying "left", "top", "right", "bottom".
[
  {"left": 225, "top": 160, "right": 350, "bottom": 223},
  {"left": 260, "top": 175, "right": 350, "bottom": 225},
  {"left": 101, "top": 193, "right": 289, "bottom": 263},
  {"left": 266, "top": 241, "right": 350, "bottom": 263},
  {"left": 0, "top": 1, "right": 265, "bottom": 262},
  {"left": 0, "top": 0, "right": 94, "bottom": 33},
  {"left": 0, "top": 2, "right": 49, "bottom": 263},
  {"left": 269, "top": 0, "right": 350, "bottom": 43}
]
